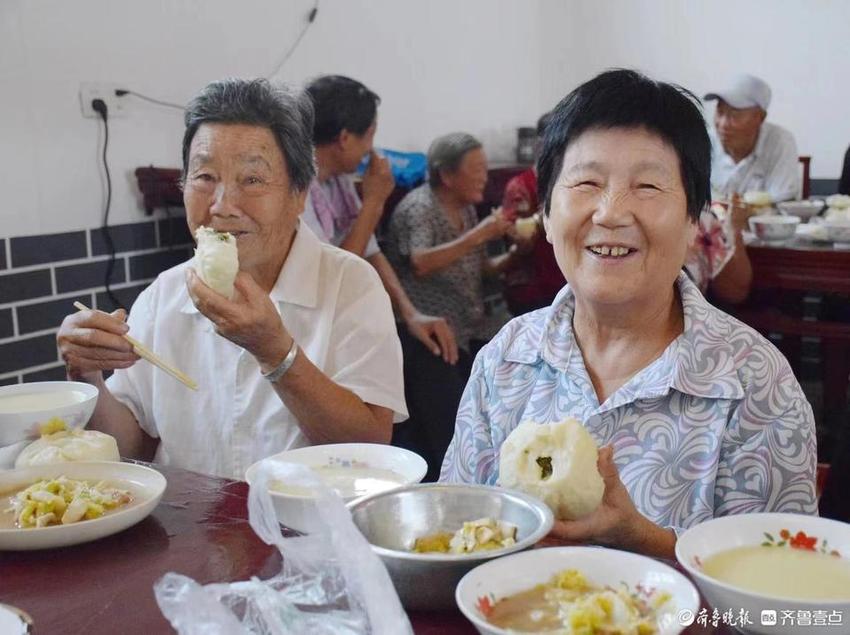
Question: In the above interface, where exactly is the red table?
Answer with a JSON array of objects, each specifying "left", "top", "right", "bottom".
[{"left": 1, "top": 464, "right": 725, "bottom": 634}]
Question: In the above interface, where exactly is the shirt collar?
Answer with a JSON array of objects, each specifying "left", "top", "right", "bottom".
[
  {"left": 503, "top": 272, "right": 744, "bottom": 401},
  {"left": 179, "top": 220, "right": 321, "bottom": 314}
]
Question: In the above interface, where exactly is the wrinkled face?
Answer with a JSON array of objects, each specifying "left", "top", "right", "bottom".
[
  {"left": 714, "top": 99, "right": 764, "bottom": 157},
  {"left": 183, "top": 123, "right": 306, "bottom": 274},
  {"left": 340, "top": 119, "right": 377, "bottom": 173},
  {"left": 441, "top": 147, "right": 488, "bottom": 205},
  {"left": 544, "top": 127, "right": 696, "bottom": 308}
]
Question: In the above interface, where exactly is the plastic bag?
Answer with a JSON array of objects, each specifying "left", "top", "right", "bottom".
[
  {"left": 357, "top": 148, "right": 427, "bottom": 188},
  {"left": 154, "top": 462, "right": 413, "bottom": 635}
]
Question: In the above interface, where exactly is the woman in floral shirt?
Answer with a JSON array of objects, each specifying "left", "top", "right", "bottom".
[{"left": 441, "top": 70, "right": 817, "bottom": 560}]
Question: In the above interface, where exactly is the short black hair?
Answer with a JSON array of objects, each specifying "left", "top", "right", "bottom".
[
  {"left": 536, "top": 111, "right": 552, "bottom": 137},
  {"left": 537, "top": 69, "right": 710, "bottom": 221},
  {"left": 306, "top": 75, "right": 380, "bottom": 145},
  {"left": 182, "top": 78, "right": 315, "bottom": 192}
]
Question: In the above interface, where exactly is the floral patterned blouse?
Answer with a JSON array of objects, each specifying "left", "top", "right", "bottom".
[
  {"left": 685, "top": 207, "right": 736, "bottom": 293},
  {"left": 440, "top": 273, "right": 818, "bottom": 533}
]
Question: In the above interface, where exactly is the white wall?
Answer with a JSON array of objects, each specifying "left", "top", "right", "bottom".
[
  {"left": 2, "top": 0, "right": 848, "bottom": 239},
  {"left": 0, "top": 0, "right": 547, "bottom": 237},
  {"left": 540, "top": 0, "right": 850, "bottom": 180}
]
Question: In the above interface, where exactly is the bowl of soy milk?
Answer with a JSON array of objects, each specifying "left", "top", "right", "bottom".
[
  {"left": 677, "top": 513, "right": 850, "bottom": 635},
  {"left": 246, "top": 443, "right": 427, "bottom": 534},
  {"left": 0, "top": 382, "right": 99, "bottom": 446}
]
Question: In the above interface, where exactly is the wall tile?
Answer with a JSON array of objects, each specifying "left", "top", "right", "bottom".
[
  {"left": 16, "top": 293, "right": 93, "bottom": 335},
  {"left": 0, "top": 239, "right": 6, "bottom": 270},
  {"left": 91, "top": 221, "right": 157, "bottom": 256},
  {"left": 10, "top": 231, "right": 87, "bottom": 267},
  {"left": 129, "top": 249, "right": 190, "bottom": 281},
  {"left": 0, "top": 308, "right": 12, "bottom": 339},
  {"left": 0, "top": 269, "right": 52, "bottom": 304},
  {"left": 158, "top": 217, "right": 193, "bottom": 247},
  {"left": 0, "top": 334, "right": 57, "bottom": 374},
  {"left": 55, "top": 259, "right": 126, "bottom": 293},
  {"left": 23, "top": 364, "right": 67, "bottom": 383},
  {"left": 96, "top": 284, "right": 150, "bottom": 313},
  {"left": 0, "top": 375, "right": 19, "bottom": 386}
]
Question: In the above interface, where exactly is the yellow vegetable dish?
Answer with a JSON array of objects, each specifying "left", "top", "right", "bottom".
[
  {"left": 482, "top": 569, "right": 670, "bottom": 634},
  {"left": 2, "top": 476, "right": 132, "bottom": 529},
  {"left": 413, "top": 517, "right": 518, "bottom": 554}
]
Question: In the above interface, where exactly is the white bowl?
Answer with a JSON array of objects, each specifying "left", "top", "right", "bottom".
[
  {"left": 749, "top": 214, "right": 800, "bottom": 242},
  {"left": 0, "top": 461, "right": 166, "bottom": 550},
  {"left": 245, "top": 443, "right": 427, "bottom": 534},
  {"left": 456, "top": 546, "right": 699, "bottom": 635},
  {"left": 778, "top": 200, "right": 824, "bottom": 221},
  {"left": 0, "top": 382, "right": 98, "bottom": 446},
  {"left": 677, "top": 513, "right": 850, "bottom": 635}
]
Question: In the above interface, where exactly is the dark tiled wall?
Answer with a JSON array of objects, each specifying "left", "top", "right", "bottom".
[{"left": 0, "top": 216, "right": 192, "bottom": 384}]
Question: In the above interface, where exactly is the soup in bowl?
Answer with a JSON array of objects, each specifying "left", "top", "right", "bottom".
[
  {"left": 244, "top": 443, "right": 427, "bottom": 534},
  {"left": 0, "top": 382, "right": 99, "bottom": 447},
  {"left": 677, "top": 513, "right": 850, "bottom": 635}
]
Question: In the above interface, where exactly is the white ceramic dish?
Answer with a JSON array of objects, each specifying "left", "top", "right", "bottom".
[
  {"left": 245, "top": 443, "right": 427, "bottom": 534},
  {"left": 749, "top": 215, "right": 800, "bottom": 243},
  {"left": 821, "top": 220, "right": 850, "bottom": 244},
  {"left": 795, "top": 222, "right": 830, "bottom": 243},
  {"left": 0, "top": 461, "right": 166, "bottom": 550},
  {"left": 0, "top": 604, "right": 32, "bottom": 634},
  {"left": 0, "top": 382, "right": 98, "bottom": 446},
  {"left": 677, "top": 513, "right": 850, "bottom": 635},
  {"left": 778, "top": 200, "right": 824, "bottom": 221},
  {"left": 456, "top": 546, "right": 699, "bottom": 635}
]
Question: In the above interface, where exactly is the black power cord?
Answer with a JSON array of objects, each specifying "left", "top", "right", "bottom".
[
  {"left": 267, "top": 0, "right": 319, "bottom": 77},
  {"left": 91, "top": 99, "right": 125, "bottom": 312},
  {"left": 114, "top": 89, "right": 183, "bottom": 112}
]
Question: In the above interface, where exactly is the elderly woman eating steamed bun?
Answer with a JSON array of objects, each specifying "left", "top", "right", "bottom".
[
  {"left": 440, "top": 70, "right": 817, "bottom": 560},
  {"left": 57, "top": 79, "right": 406, "bottom": 479}
]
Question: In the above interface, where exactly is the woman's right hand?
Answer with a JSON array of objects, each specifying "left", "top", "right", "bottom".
[
  {"left": 471, "top": 207, "right": 513, "bottom": 245},
  {"left": 57, "top": 308, "right": 139, "bottom": 382}
]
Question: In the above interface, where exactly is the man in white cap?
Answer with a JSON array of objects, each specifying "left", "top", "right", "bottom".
[{"left": 705, "top": 74, "right": 800, "bottom": 202}]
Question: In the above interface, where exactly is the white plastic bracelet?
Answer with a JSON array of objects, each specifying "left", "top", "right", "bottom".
[{"left": 261, "top": 340, "right": 298, "bottom": 383}]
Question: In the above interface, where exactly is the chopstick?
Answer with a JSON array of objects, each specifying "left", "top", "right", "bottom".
[{"left": 73, "top": 301, "right": 198, "bottom": 391}]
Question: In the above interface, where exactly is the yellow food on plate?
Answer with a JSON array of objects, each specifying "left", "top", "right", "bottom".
[
  {"left": 413, "top": 517, "right": 518, "bottom": 554},
  {"left": 484, "top": 568, "right": 669, "bottom": 634},
  {"left": 743, "top": 190, "right": 772, "bottom": 208},
  {"left": 2, "top": 476, "right": 132, "bottom": 529},
  {"left": 499, "top": 419, "right": 603, "bottom": 520}
]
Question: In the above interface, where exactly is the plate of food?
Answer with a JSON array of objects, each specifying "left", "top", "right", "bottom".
[
  {"left": 456, "top": 546, "right": 699, "bottom": 635},
  {"left": 0, "top": 461, "right": 166, "bottom": 550}
]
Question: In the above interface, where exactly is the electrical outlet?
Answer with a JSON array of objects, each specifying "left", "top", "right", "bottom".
[{"left": 79, "top": 82, "right": 126, "bottom": 118}]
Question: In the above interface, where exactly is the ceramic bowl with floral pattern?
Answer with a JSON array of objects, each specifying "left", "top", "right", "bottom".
[{"left": 677, "top": 513, "right": 850, "bottom": 635}]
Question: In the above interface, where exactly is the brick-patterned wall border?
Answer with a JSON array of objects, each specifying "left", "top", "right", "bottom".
[{"left": 0, "top": 215, "right": 193, "bottom": 384}]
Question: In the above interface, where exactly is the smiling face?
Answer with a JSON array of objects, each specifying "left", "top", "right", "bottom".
[
  {"left": 183, "top": 123, "right": 307, "bottom": 280},
  {"left": 544, "top": 127, "right": 696, "bottom": 308}
]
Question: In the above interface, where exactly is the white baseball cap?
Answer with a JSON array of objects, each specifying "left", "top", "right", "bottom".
[{"left": 704, "top": 74, "right": 771, "bottom": 111}]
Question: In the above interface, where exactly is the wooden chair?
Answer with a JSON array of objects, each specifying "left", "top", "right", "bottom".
[{"left": 798, "top": 155, "right": 811, "bottom": 199}]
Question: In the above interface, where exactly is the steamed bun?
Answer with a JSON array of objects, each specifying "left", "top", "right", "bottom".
[
  {"left": 15, "top": 429, "right": 120, "bottom": 467},
  {"left": 498, "top": 418, "right": 603, "bottom": 520},
  {"left": 743, "top": 191, "right": 772, "bottom": 207},
  {"left": 194, "top": 226, "right": 239, "bottom": 299}
]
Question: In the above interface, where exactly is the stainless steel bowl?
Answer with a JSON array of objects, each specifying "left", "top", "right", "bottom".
[{"left": 348, "top": 483, "right": 554, "bottom": 610}]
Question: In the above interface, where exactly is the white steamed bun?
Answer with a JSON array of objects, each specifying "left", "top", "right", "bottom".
[
  {"left": 15, "top": 429, "right": 120, "bottom": 467},
  {"left": 743, "top": 191, "right": 773, "bottom": 207},
  {"left": 499, "top": 418, "right": 603, "bottom": 520},
  {"left": 194, "top": 226, "right": 239, "bottom": 299}
]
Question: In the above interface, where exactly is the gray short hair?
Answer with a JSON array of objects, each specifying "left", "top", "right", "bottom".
[
  {"left": 182, "top": 78, "right": 316, "bottom": 192},
  {"left": 427, "top": 132, "right": 482, "bottom": 186}
]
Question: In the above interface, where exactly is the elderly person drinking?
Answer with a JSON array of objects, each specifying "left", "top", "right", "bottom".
[
  {"left": 441, "top": 70, "right": 817, "bottom": 560},
  {"left": 57, "top": 78, "right": 406, "bottom": 479},
  {"left": 384, "top": 132, "right": 516, "bottom": 480}
]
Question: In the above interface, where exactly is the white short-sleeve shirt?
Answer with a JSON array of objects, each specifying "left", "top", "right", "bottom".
[
  {"left": 106, "top": 222, "right": 407, "bottom": 479},
  {"left": 710, "top": 121, "right": 800, "bottom": 202}
]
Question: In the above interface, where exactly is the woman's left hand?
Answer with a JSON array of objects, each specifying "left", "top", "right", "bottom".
[
  {"left": 546, "top": 446, "right": 676, "bottom": 558},
  {"left": 186, "top": 269, "right": 292, "bottom": 371}
]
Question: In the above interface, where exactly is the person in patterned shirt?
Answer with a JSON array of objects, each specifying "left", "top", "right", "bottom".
[{"left": 440, "top": 70, "right": 817, "bottom": 560}]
